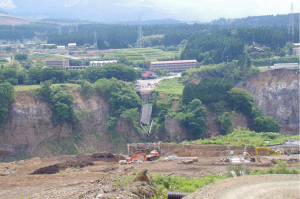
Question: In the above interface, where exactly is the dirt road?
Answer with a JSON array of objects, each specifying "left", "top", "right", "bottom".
[{"left": 185, "top": 175, "right": 300, "bottom": 199}]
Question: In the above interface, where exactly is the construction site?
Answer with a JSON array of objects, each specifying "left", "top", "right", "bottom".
[{"left": 0, "top": 141, "right": 299, "bottom": 199}]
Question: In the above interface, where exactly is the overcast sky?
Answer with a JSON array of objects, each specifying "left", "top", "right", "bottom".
[
  {"left": 113, "top": 0, "right": 300, "bottom": 20},
  {"left": 0, "top": 0, "right": 299, "bottom": 21}
]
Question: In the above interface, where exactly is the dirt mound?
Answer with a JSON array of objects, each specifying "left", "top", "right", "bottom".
[
  {"left": 31, "top": 153, "right": 124, "bottom": 175},
  {"left": 91, "top": 153, "right": 125, "bottom": 162},
  {"left": 32, "top": 164, "right": 60, "bottom": 175},
  {"left": 31, "top": 160, "right": 94, "bottom": 175}
]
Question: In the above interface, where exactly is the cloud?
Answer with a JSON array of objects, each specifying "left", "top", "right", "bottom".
[{"left": 0, "top": 0, "right": 17, "bottom": 9}]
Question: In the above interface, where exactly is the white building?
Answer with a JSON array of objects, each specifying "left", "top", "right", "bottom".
[
  {"left": 57, "top": 46, "right": 66, "bottom": 50},
  {"left": 273, "top": 63, "right": 299, "bottom": 69},
  {"left": 68, "top": 43, "right": 77, "bottom": 50},
  {"left": 90, "top": 60, "right": 117, "bottom": 67}
]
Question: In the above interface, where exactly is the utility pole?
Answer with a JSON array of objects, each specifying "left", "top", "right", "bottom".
[
  {"left": 138, "top": 16, "right": 143, "bottom": 48},
  {"left": 94, "top": 31, "right": 98, "bottom": 57},
  {"left": 289, "top": 2, "right": 294, "bottom": 43},
  {"left": 58, "top": 24, "right": 62, "bottom": 35}
]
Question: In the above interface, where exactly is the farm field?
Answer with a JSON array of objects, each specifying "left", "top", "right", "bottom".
[{"left": 101, "top": 47, "right": 181, "bottom": 64}]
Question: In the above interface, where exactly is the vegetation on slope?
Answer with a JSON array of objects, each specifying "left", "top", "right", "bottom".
[
  {"left": 190, "top": 127, "right": 299, "bottom": 147},
  {"left": 154, "top": 77, "right": 184, "bottom": 95},
  {"left": 0, "top": 82, "right": 15, "bottom": 128}
]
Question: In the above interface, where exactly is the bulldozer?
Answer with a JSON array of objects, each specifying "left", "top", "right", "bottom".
[
  {"left": 255, "top": 147, "right": 282, "bottom": 162},
  {"left": 128, "top": 150, "right": 160, "bottom": 163}
]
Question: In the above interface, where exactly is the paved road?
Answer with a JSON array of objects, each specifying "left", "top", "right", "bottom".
[{"left": 136, "top": 73, "right": 181, "bottom": 90}]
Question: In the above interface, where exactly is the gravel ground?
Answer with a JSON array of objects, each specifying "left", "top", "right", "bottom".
[{"left": 184, "top": 174, "right": 300, "bottom": 199}]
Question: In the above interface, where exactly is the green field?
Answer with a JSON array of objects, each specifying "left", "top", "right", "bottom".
[
  {"left": 190, "top": 127, "right": 299, "bottom": 147},
  {"left": 103, "top": 48, "right": 180, "bottom": 64},
  {"left": 28, "top": 54, "right": 71, "bottom": 61},
  {"left": 154, "top": 77, "right": 184, "bottom": 95},
  {"left": 14, "top": 83, "right": 80, "bottom": 92}
]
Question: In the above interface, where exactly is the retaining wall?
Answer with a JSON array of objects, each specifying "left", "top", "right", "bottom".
[{"left": 128, "top": 143, "right": 270, "bottom": 157}]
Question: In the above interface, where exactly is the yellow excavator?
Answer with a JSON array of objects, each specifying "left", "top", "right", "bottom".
[{"left": 255, "top": 147, "right": 282, "bottom": 162}]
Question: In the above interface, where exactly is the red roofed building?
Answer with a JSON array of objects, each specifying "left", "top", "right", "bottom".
[{"left": 142, "top": 71, "right": 157, "bottom": 79}]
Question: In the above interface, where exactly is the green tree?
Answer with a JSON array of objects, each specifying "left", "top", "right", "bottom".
[
  {"left": 28, "top": 67, "right": 41, "bottom": 84},
  {"left": 120, "top": 108, "right": 140, "bottom": 131},
  {"left": 181, "top": 83, "right": 197, "bottom": 104},
  {"left": 254, "top": 116, "right": 281, "bottom": 132},
  {"left": 69, "top": 59, "right": 82, "bottom": 66},
  {"left": 227, "top": 87, "right": 254, "bottom": 115},
  {"left": 14, "top": 54, "right": 28, "bottom": 62},
  {"left": 254, "top": 117, "right": 264, "bottom": 132},
  {"left": 41, "top": 67, "right": 55, "bottom": 82},
  {"left": 23, "top": 59, "right": 33, "bottom": 70},
  {"left": 245, "top": 58, "right": 252, "bottom": 68},
  {"left": 50, "top": 87, "right": 76, "bottom": 123},
  {"left": 5, "top": 77, "right": 18, "bottom": 85},
  {"left": 218, "top": 112, "right": 234, "bottom": 134},
  {"left": 54, "top": 102, "right": 70, "bottom": 123},
  {"left": 80, "top": 81, "right": 94, "bottom": 99},
  {"left": 2, "top": 68, "right": 17, "bottom": 81},
  {"left": 176, "top": 99, "right": 206, "bottom": 140},
  {"left": 86, "top": 65, "right": 105, "bottom": 83},
  {"left": 262, "top": 116, "right": 281, "bottom": 132},
  {"left": 35, "top": 59, "right": 45, "bottom": 68},
  {"left": 39, "top": 80, "right": 52, "bottom": 102},
  {"left": 279, "top": 49, "right": 286, "bottom": 57},
  {"left": 109, "top": 88, "right": 142, "bottom": 116},
  {"left": 0, "top": 82, "right": 15, "bottom": 127}
]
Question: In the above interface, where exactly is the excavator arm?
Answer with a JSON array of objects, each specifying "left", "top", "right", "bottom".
[
  {"left": 129, "top": 153, "right": 147, "bottom": 162},
  {"left": 255, "top": 147, "right": 281, "bottom": 156},
  {"left": 255, "top": 147, "right": 271, "bottom": 155}
]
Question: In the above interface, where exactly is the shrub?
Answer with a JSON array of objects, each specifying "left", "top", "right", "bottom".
[
  {"left": 80, "top": 81, "right": 94, "bottom": 99},
  {"left": 5, "top": 77, "right": 18, "bottom": 85}
]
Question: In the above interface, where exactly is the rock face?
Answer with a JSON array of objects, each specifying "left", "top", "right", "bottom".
[
  {"left": 205, "top": 110, "right": 250, "bottom": 137},
  {"left": 237, "top": 70, "right": 299, "bottom": 135},
  {"left": 164, "top": 117, "right": 186, "bottom": 142},
  {"left": 0, "top": 91, "right": 113, "bottom": 158}
]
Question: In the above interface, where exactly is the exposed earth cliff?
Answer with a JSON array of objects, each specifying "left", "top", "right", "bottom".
[
  {"left": 237, "top": 70, "right": 299, "bottom": 135},
  {"left": 0, "top": 69, "right": 298, "bottom": 160},
  {"left": 0, "top": 90, "right": 133, "bottom": 159}
]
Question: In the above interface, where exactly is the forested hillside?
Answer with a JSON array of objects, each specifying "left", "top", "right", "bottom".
[
  {"left": 212, "top": 13, "right": 299, "bottom": 28},
  {"left": 181, "top": 26, "right": 299, "bottom": 65}
]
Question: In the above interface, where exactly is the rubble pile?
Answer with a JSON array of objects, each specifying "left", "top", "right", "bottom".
[{"left": 31, "top": 153, "right": 125, "bottom": 175}]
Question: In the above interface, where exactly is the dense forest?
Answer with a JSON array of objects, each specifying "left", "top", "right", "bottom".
[
  {"left": 181, "top": 26, "right": 299, "bottom": 65},
  {"left": 212, "top": 13, "right": 299, "bottom": 28}
]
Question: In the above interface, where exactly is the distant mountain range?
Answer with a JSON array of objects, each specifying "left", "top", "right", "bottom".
[{"left": 0, "top": 0, "right": 182, "bottom": 23}]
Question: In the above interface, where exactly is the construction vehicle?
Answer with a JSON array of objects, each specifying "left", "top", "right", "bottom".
[
  {"left": 255, "top": 147, "right": 282, "bottom": 162},
  {"left": 128, "top": 150, "right": 160, "bottom": 163},
  {"left": 255, "top": 147, "right": 282, "bottom": 156}
]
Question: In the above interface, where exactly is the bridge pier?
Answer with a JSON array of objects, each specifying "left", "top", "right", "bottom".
[{"left": 138, "top": 91, "right": 153, "bottom": 102}]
